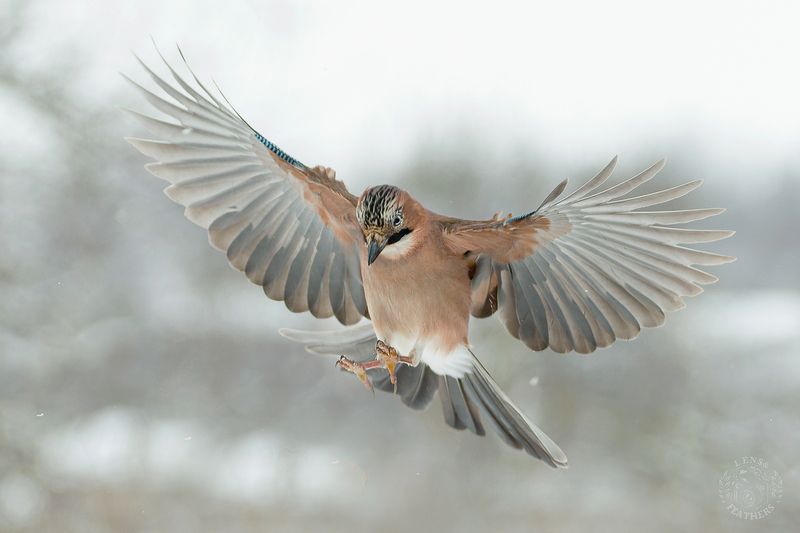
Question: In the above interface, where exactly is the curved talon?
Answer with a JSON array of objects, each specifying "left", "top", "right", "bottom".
[
  {"left": 336, "top": 355, "right": 373, "bottom": 392},
  {"left": 336, "top": 343, "right": 414, "bottom": 395},
  {"left": 376, "top": 341, "right": 400, "bottom": 393}
]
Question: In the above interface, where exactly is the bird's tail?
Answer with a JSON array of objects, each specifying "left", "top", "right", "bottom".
[
  {"left": 450, "top": 350, "right": 568, "bottom": 468},
  {"left": 280, "top": 324, "right": 567, "bottom": 467}
]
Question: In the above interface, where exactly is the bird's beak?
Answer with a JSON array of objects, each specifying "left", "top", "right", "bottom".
[{"left": 367, "top": 234, "right": 386, "bottom": 265}]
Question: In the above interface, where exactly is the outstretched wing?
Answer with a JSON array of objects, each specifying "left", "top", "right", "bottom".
[
  {"left": 440, "top": 157, "right": 735, "bottom": 354},
  {"left": 124, "top": 48, "right": 367, "bottom": 325}
]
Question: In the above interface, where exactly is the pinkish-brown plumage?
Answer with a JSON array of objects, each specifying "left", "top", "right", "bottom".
[
  {"left": 126, "top": 48, "right": 734, "bottom": 468},
  {"left": 360, "top": 199, "right": 472, "bottom": 367}
]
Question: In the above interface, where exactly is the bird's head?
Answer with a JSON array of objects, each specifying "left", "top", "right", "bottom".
[{"left": 356, "top": 185, "right": 417, "bottom": 265}]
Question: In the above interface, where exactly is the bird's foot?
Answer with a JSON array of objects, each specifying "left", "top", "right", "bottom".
[
  {"left": 336, "top": 341, "right": 415, "bottom": 394},
  {"left": 335, "top": 356, "right": 375, "bottom": 392},
  {"left": 375, "top": 340, "right": 415, "bottom": 393}
]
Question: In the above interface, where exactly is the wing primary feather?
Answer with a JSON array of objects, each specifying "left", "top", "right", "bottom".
[
  {"left": 577, "top": 227, "right": 721, "bottom": 283},
  {"left": 208, "top": 187, "right": 284, "bottom": 251},
  {"left": 577, "top": 224, "right": 736, "bottom": 265},
  {"left": 547, "top": 241, "right": 640, "bottom": 340},
  {"left": 151, "top": 40, "right": 235, "bottom": 123},
  {"left": 556, "top": 238, "right": 660, "bottom": 327},
  {"left": 245, "top": 200, "right": 303, "bottom": 286},
  {"left": 538, "top": 244, "right": 619, "bottom": 346},
  {"left": 263, "top": 208, "right": 317, "bottom": 298},
  {"left": 175, "top": 44, "right": 232, "bottom": 113},
  {"left": 122, "top": 72, "right": 237, "bottom": 136},
  {"left": 344, "top": 249, "right": 369, "bottom": 317},
  {"left": 582, "top": 180, "right": 702, "bottom": 212},
  {"left": 226, "top": 192, "right": 294, "bottom": 269},
  {"left": 524, "top": 257, "right": 575, "bottom": 353},
  {"left": 558, "top": 155, "right": 618, "bottom": 204},
  {"left": 497, "top": 267, "right": 522, "bottom": 339},
  {"left": 509, "top": 263, "right": 549, "bottom": 350},
  {"left": 132, "top": 52, "right": 234, "bottom": 129},
  {"left": 122, "top": 108, "right": 240, "bottom": 146},
  {"left": 283, "top": 219, "right": 325, "bottom": 312},
  {"left": 565, "top": 234, "right": 686, "bottom": 311},
  {"left": 569, "top": 158, "right": 666, "bottom": 208},
  {"left": 531, "top": 251, "right": 600, "bottom": 353},
  {"left": 167, "top": 43, "right": 308, "bottom": 171},
  {"left": 575, "top": 207, "right": 724, "bottom": 225},
  {"left": 308, "top": 230, "right": 335, "bottom": 317},
  {"left": 569, "top": 231, "right": 707, "bottom": 295},
  {"left": 580, "top": 219, "right": 733, "bottom": 243},
  {"left": 535, "top": 178, "right": 569, "bottom": 212},
  {"left": 328, "top": 244, "right": 348, "bottom": 324}
]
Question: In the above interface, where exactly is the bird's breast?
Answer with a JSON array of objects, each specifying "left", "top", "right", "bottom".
[{"left": 361, "top": 238, "right": 472, "bottom": 362}]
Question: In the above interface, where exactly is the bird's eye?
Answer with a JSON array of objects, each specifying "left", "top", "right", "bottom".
[{"left": 393, "top": 216, "right": 402, "bottom": 227}]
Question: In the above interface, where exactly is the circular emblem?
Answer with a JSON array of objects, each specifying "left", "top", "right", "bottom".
[{"left": 719, "top": 456, "right": 782, "bottom": 520}]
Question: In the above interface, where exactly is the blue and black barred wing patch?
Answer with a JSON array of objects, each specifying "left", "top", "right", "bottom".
[{"left": 253, "top": 131, "right": 306, "bottom": 170}]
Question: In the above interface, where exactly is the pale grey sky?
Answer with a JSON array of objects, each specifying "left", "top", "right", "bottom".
[{"left": 14, "top": 0, "right": 800, "bottom": 194}]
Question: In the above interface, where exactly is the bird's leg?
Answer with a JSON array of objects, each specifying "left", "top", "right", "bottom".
[
  {"left": 375, "top": 340, "right": 415, "bottom": 393},
  {"left": 336, "top": 340, "right": 414, "bottom": 393}
]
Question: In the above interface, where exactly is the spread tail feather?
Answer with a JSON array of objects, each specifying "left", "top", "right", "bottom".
[
  {"left": 280, "top": 325, "right": 567, "bottom": 467},
  {"left": 454, "top": 350, "right": 568, "bottom": 468}
]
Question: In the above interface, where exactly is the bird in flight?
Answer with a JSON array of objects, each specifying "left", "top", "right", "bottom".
[{"left": 124, "top": 47, "right": 734, "bottom": 468}]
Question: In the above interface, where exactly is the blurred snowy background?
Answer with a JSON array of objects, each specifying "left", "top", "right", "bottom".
[{"left": 1, "top": 0, "right": 798, "bottom": 531}]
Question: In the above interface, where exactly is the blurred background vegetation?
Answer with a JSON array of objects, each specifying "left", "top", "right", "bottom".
[{"left": 0, "top": 0, "right": 797, "bottom": 531}]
